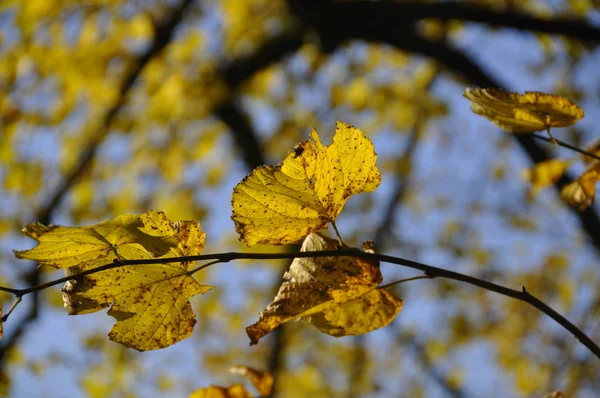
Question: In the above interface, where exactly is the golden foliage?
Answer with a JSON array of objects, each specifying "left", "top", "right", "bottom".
[
  {"left": 189, "top": 384, "right": 251, "bottom": 398},
  {"left": 463, "top": 88, "right": 584, "bottom": 133},
  {"left": 232, "top": 121, "right": 381, "bottom": 245},
  {"left": 521, "top": 159, "right": 573, "bottom": 197},
  {"left": 15, "top": 211, "right": 212, "bottom": 351},
  {"left": 560, "top": 164, "right": 600, "bottom": 211},
  {"left": 245, "top": 233, "right": 402, "bottom": 345},
  {"left": 228, "top": 366, "right": 273, "bottom": 397}
]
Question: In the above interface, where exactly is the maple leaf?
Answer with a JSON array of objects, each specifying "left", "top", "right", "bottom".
[
  {"left": 521, "top": 159, "right": 573, "bottom": 197},
  {"left": 463, "top": 88, "right": 584, "bottom": 133},
  {"left": 16, "top": 211, "right": 212, "bottom": 351},
  {"left": 231, "top": 121, "right": 381, "bottom": 246},
  {"left": 229, "top": 366, "right": 273, "bottom": 397},
  {"left": 245, "top": 233, "right": 402, "bottom": 345}
]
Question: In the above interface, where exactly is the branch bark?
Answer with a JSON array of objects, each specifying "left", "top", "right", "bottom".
[{"left": 1, "top": 249, "right": 598, "bottom": 360}]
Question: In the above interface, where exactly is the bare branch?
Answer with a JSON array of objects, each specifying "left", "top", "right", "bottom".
[{"left": 1, "top": 249, "right": 598, "bottom": 359}]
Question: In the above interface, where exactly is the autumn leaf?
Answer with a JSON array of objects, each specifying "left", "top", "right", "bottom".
[
  {"left": 189, "top": 384, "right": 250, "bottom": 398},
  {"left": 561, "top": 162, "right": 600, "bottom": 211},
  {"left": 15, "top": 210, "right": 180, "bottom": 269},
  {"left": 229, "top": 366, "right": 273, "bottom": 397},
  {"left": 246, "top": 233, "right": 402, "bottom": 345},
  {"left": 543, "top": 392, "right": 565, "bottom": 398},
  {"left": 521, "top": 159, "right": 573, "bottom": 197},
  {"left": 231, "top": 121, "right": 381, "bottom": 245},
  {"left": 0, "top": 304, "right": 3, "bottom": 340},
  {"left": 16, "top": 211, "right": 212, "bottom": 351},
  {"left": 463, "top": 88, "right": 584, "bottom": 133}
]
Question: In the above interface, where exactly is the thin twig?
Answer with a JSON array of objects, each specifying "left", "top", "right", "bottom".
[
  {"left": 379, "top": 274, "right": 433, "bottom": 290},
  {"left": 187, "top": 259, "right": 221, "bottom": 276},
  {"left": 1, "top": 297, "right": 22, "bottom": 322},
  {"left": 1, "top": 250, "right": 598, "bottom": 359},
  {"left": 331, "top": 221, "right": 346, "bottom": 247},
  {"left": 531, "top": 133, "right": 600, "bottom": 162}
]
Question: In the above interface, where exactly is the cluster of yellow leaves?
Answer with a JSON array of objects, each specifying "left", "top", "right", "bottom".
[
  {"left": 15, "top": 211, "right": 212, "bottom": 351},
  {"left": 231, "top": 122, "right": 402, "bottom": 343},
  {"left": 521, "top": 140, "right": 600, "bottom": 210},
  {"left": 189, "top": 366, "right": 273, "bottom": 398},
  {"left": 246, "top": 233, "right": 402, "bottom": 344},
  {"left": 464, "top": 88, "right": 600, "bottom": 210},
  {"left": 231, "top": 121, "right": 381, "bottom": 245}
]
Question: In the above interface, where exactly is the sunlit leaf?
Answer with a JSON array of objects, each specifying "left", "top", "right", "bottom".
[
  {"left": 15, "top": 211, "right": 180, "bottom": 269},
  {"left": 521, "top": 159, "right": 573, "bottom": 197},
  {"left": 246, "top": 233, "right": 402, "bottom": 345},
  {"left": 189, "top": 384, "right": 250, "bottom": 398},
  {"left": 232, "top": 121, "right": 381, "bottom": 245},
  {"left": 463, "top": 88, "right": 584, "bottom": 133},
  {"left": 229, "top": 366, "right": 273, "bottom": 397},
  {"left": 561, "top": 162, "right": 600, "bottom": 211},
  {"left": 16, "top": 211, "right": 212, "bottom": 351}
]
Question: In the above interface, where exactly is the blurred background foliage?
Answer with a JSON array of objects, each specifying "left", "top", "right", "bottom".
[{"left": 1, "top": 0, "right": 600, "bottom": 396}]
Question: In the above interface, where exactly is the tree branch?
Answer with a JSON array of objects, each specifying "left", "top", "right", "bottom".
[
  {"left": 331, "top": 1, "right": 600, "bottom": 43},
  {"left": 215, "top": 30, "right": 304, "bottom": 170},
  {"left": 1, "top": 250, "right": 598, "bottom": 360}
]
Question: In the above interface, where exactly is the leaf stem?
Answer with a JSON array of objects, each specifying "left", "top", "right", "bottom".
[
  {"left": 1, "top": 297, "right": 22, "bottom": 322},
  {"left": 331, "top": 220, "right": 346, "bottom": 247},
  {"left": 187, "top": 260, "right": 221, "bottom": 276},
  {"left": 1, "top": 250, "right": 599, "bottom": 360},
  {"left": 379, "top": 274, "right": 434, "bottom": 289},
  {"left": 531, "top": 132, "right": 600, "bottom": 162}
]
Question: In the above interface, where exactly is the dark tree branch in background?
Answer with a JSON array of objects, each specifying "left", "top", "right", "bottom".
[
  {"left": 216, "top": 30, "right": 304, "bottom": 170},
  {"left": 0, "top": 0, "right": 195, "bottom": 368},
  {"left": 338, "top": 1, "right": 600, "bottom": 43},
  {"left": 1, "top": 250, "right": 599, "bottom": 359},
  {"left": 221, "top": 30, "right": 304, "bottom": 89},
  {"left": 287, "top": 1, "right": 600, "bottom": 252}
]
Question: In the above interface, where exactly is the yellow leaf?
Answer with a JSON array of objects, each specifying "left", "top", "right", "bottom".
[
  {"left": 0, "top": 303, "right": 2, "bottom": 340},
  {"left": 15, "top": 211, "right": 179, "bottom": 269},
  {"left": 16, "top": 211, "right": 212, "bottom": 351},
  {"left": 463, "top": 88, "right": 584, "bottom": 133},
  {"left": 189, "top": 384, "right": 251, "bottom": 398},
  {"left": 232, "top": 121, "right": 381, "bottom": 245},
  {"left": 561, "top": 162, "right": 600, "bottom": 211},
  {"left": 521, "top": 159, "right": 573, "bottom": 197},
  {"left": 228, "top": 366, "right": 273, "bottom": 397},
  {"left": 64, "top": 219, "right": 211, "bottom": 351},
  {"left": 543, "top": 392, "right": 565, "bottom": 398},
  {"left": 245, "top": 233, "right": 402, "bottom": 345}
]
